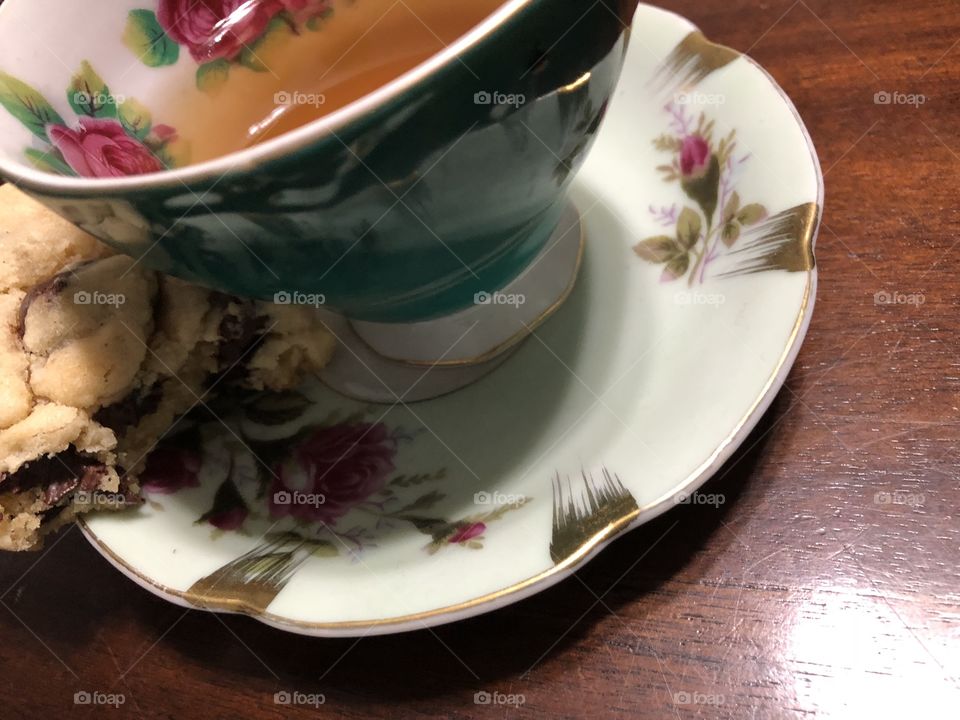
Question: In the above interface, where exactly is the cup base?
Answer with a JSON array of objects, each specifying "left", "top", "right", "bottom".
[
  {"left": 317, "top": 317, "right": 518, "bottom": 403},
  {"left": 351, "top": 202, "right": 583, "bottom": 367},
  {"left": 319, "top": 201, "right": 584, "bottom": 402}
]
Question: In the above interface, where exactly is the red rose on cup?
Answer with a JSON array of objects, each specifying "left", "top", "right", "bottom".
[
  {"left": 140, "top": 447, "right": 202, "bottom": 495},
  {"left": 679, "top": 135, "right": 711, "bottom": 179},
  {"left": 47, "top": 118, "right": 164, "bottom": 178},
  {"left": 157, "top": 0, "right": 329, "bottom": 63},
  {"left": 269, "top": 422, "right": 396, "bottom": 524},
  {"left": 158, "top": 0, "right": 281, "bottom": 63}
]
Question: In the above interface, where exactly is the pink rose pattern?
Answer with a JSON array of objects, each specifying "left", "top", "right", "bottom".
[
  {"left": 138, "top": 412, "right": 528, "bottom": 556},
  {"left": 157, "top": 0, "right": 332, "bottom": 63},
  {"left": 679, "top": 134, "right": 710, "bottom": 180},
  {"left": 0, "top": 62, "right": 183, "bottom": 178},
  {"left": 0, "top": 0, "right": 335, "bottom": 178},
  {"left": 158, "top": 0, "right": 278, "bottom": 63},
  {"left": 48, "top": 118, "right": 164, "bottom": 178},
  {"left": 140, "top": 446, "right": 202, "bottom": 494},
  {"left": 268, "top": 422, "right": 397, "bottom": 524},
  {"left": 634, "top": 103, "right": 768, "bottom": 284}
]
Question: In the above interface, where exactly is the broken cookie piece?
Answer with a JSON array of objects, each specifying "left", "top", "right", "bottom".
[{"left": 0, "top": 187, "right": 335, "bottom": 550}]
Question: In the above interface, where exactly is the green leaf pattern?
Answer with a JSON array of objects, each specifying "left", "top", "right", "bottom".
[
  {"left": 67, "top": 61, "right": 117, "bottom": 118},
  {"left": 0, "top": 59, "right": 182, "bottom": 177},
  {"left": 123, "top": 10, "right": 179, "bottom": 67},
  {"left": 118, "top": 98, "right": 153, "bottom": 139},
  {"left": 0, "top": 72, "right": 65, "bottom": 141}
]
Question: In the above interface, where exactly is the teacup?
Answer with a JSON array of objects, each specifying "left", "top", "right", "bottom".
[{"left": 0, "top": 0, "right": 635, "bottom": 329}]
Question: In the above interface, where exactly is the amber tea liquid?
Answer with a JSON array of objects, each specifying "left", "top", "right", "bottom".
[{"left": 175, "top": 0, "right": 505, "bottom": 163}]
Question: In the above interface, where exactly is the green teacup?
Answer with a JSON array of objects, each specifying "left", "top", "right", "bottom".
[{"left": 0, "top": 0, "right": 635, "bottom": 324}]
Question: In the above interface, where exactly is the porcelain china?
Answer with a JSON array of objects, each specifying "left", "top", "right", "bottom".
[
  {"left": 80, "top": 3, "right": 822, "bottom": 636},
  {"left": 0, "top": 0, "right": 632, "bottom": 322}
]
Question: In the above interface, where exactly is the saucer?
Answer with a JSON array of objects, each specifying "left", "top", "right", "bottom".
[{"left": 80, "top": 3, "right": 822, "bottom": 637}]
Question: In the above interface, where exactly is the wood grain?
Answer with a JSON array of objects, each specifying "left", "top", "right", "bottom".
[{"left": 1, "top": 1, "right": 958, "bottom": 718}]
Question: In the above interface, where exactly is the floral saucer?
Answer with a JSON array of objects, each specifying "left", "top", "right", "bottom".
[{"left": 80, "top": 3, "right": 822, "bottom": 636}]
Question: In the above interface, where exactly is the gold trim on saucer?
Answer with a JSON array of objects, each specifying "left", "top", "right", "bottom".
[
  {"left": 720, "top": 202, "right": 818, "bottom": 276},
  {"left": 550, "top": 468, "right": 640, "bottom": 564},
  {"left": 186, "top": 533, "right": 337, "bottom": 614},
  {"left": 79, "top": 213, "right": 817, "bottom": 631},
  {"left": 655, "top": 30, "right": 741, "bottom": 90},
  {"left": 78, "top": 19, "right": 823, "bottom": 635}
]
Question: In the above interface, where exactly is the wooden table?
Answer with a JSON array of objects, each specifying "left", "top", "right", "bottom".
[{"left": 1, "top": 1, "right": 957, "bottom": 717}]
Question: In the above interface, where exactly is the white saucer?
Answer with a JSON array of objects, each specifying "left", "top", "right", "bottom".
[{"left": 81, "top": 3, "right": 822, "bottom": 637}]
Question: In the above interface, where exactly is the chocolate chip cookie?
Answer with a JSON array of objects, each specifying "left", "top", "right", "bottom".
[{"left": 0, "top": 185, "right": 335, "bottom": 550}]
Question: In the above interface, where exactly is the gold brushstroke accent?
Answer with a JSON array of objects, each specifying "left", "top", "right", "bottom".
[
  {"left": 185, "top": 532, "right": 336, "bottom": 615},
  {"left": 550, "top": 468, "right": 640, "bottom": 564},
  {"left": 78, "top": 20, "right": 824, "bottom": 635},
  {"left": 655, "top": 31, "right": 740, "bottom": 90},
  {"left": 81, "top": 245, "right": 819, "bottom": 633},
  {"left": 720, "top": 203, "right": 817, "bottom": 276}
]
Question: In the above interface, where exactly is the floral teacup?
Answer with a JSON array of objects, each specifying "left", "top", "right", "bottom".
[{"left": 0, "top": 0, "right": 637, "bottom": 325}]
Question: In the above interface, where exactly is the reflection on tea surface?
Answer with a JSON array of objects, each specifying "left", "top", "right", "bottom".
[{"left": 173, "top": 0, "right": 505, "bottom": 163}]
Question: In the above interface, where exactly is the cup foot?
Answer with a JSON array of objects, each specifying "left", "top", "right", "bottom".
[
  {"left": 318, "top": 201, "right": 583, "bottom": 402},
  {"left": 349, "top": 201, "right": 583, "bottom": 368},
  {"left": 318, "top": 316, "right": 519, "bottom": 403}
]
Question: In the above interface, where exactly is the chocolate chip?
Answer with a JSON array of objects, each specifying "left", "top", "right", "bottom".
[
  {"left": 215, "top": 301, "right": 269, "bottom": 387},
  {"left": 43, "top": 477, "right": 79, "bottom": 506},
  {"left": 94, "top": 386, "right": 162, "bottom": 432},
  {"left": 0, "top": 447, "right": 108, "bottom": 507},
  {"left": 217, "top": 301, "right": 264, "bottom": 367},
  {"left": 17, "top": 272, "right": 70, "bottom": 340},
  {"left": 16, "top": 260, "right": 98, "bottom": 339}
]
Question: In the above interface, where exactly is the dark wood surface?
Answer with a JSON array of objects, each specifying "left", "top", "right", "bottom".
[{"left": 2, "top": 1, "right": 958, "bottom": 717}]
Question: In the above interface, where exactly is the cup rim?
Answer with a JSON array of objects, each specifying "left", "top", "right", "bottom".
[{"left": 0, "top": 0, "right": 531, "bottom": 195}]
